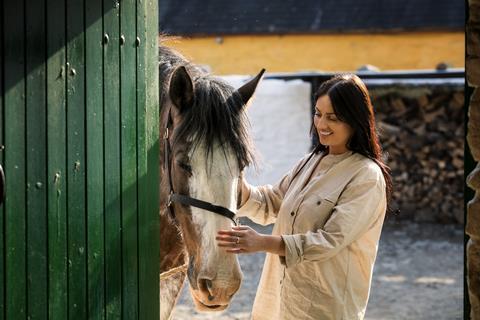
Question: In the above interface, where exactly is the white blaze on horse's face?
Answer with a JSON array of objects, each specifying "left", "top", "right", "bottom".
[{"left": 188, "top": 141, "right": 242, "bottom": 291}]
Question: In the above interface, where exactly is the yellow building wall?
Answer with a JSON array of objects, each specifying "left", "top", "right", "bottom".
[{"left": 161, "top": 32, "right": 464, "bottom": 75}]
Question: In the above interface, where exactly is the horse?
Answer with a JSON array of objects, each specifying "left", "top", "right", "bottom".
[{"left": 159, "top": 41, "right": 264, "bottom": 319}]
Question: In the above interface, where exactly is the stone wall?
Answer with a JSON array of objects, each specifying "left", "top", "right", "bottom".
[{"left": 467, "top": 0, "right": 480, "bottom": 318}]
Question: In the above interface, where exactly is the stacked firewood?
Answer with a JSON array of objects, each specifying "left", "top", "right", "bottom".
[{"left": 371, "top": 88, "right": 464, "bottom": 223}]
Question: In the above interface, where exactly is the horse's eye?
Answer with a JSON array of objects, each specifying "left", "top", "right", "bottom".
[{"left": 177, "top": 161, "right": 192, "bottom": 173}]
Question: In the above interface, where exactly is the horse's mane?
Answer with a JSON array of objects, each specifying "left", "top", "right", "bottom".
[{"left": 159, "top": 40, "right": 256, "bottom": 170}]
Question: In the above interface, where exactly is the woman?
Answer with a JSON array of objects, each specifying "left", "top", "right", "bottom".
[{"left": 216, "top": 74, "right": 392, "bottom": 320}]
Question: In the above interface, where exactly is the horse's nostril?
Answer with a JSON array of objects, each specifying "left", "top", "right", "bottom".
[
  {"left": 200, "top": 279, "right": 216, "bottom": 300},
  {"left": 205, "top": 279, "right": 213, "bottom": 290}
]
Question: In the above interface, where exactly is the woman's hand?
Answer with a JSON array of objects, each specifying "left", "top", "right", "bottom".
[
  {"left": 216, "top": 225, "right": 264, "bottom": 254},
  {"left": 216, "top": 225, "right": 286, "bottom": 256}
]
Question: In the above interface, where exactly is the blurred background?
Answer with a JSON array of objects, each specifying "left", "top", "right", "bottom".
[{"left": 159, "top": 1, "right": 466, "bottom": 319}]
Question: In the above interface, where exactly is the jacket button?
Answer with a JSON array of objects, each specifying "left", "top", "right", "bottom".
[{"left": 290, "top": 211, "right": 295, "bottom": 216}]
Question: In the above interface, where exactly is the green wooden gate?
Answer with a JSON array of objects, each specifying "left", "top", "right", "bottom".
[{"left": 0, "top": 0, "right": 159, "bottom": 318}]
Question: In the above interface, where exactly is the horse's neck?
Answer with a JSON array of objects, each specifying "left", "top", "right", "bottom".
[
  {"left": 159, "top": 165, "right": 187, "bottom": 320},
  {"left": 160, "top": 271, "right": 186, "bottom": 320},
  {"left": 160, "top": 212, "right": 185, "bottom": 273},
  {"left": 159, "top": 211, "right": 186, "bottom": 320}
]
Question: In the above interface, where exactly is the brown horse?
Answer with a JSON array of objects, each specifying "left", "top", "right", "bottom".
[{"left": 159, "top": 42, "right": 264, "bottom": 319}]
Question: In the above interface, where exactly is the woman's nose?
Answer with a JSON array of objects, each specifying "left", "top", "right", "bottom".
[{"left": 314, "top": 114, "right": 327, "bottom": 128}]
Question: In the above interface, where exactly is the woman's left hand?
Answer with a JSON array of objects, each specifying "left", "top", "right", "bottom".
[{"left": 216, "top": 225, "right": 265, "bottom": 254}]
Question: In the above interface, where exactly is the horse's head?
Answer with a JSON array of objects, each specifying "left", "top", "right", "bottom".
[{"left": 161, "top": 65, "right": 263, "bottom": 311}]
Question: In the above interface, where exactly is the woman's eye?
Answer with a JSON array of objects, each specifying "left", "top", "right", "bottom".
[{"left": 315, "top": 112, "right": 338, "bottom": 121}]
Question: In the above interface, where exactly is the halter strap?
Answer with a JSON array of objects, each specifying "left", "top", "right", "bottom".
[
  {"left": 164, "top": 109, "right": 176, "bottom": 220},
  {"left": 163, "top": 107, "right": 238, "bottom": 225},
  {"left": 170, "top": 194, "right": 237, "bottom": 224}
]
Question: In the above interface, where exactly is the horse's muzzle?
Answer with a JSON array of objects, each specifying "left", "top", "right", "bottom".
[{"left": 189, "top": 276, "right": 242, "bottom": 312}]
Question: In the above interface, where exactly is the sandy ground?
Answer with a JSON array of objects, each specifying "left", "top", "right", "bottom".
[{"left": 171, "top": 219, "right": 464, "bottom": 320}]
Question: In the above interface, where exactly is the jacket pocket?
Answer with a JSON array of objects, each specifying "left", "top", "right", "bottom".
[{"left": 294, "top": 196, "right": 336, "bottom": 233}]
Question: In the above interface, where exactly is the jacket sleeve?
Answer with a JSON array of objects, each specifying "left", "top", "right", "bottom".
[
  {"left": 236, "top": 154, "right": 313, "bottom": 226},
  {"left": 280, "top": 177, "right": 386, "bottom": 267}
]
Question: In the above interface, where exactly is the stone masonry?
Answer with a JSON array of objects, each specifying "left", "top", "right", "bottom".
[{"left": 467, "top": 0, "right": 480, "bottom": 318}]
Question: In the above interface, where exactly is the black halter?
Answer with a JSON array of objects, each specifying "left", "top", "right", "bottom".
[{"left": 163, "top": 108, "right": 238, "bottom": 225}]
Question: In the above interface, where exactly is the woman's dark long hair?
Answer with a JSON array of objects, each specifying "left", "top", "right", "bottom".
[{"left": 312, "top": 74, "right": 393, "bottom": 212}]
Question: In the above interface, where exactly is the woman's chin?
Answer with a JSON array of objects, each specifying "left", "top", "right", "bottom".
[{"left": 319, "top": 137, "right": 330, "bottom": 146}]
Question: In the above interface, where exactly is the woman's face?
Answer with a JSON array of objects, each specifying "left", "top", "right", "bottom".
[{"left": 314, "top": 95, "right": 354, "bottom": 155}]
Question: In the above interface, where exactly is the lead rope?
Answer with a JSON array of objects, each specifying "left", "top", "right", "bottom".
[{"left": 160, "top": 263, "right": 188, "bottom": 281}]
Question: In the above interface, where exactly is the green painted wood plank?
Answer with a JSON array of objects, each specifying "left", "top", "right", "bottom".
[
  {"left": 0, "top": 1, "right": 5, "bottom": 318},
  {"left": 103, "top": 1, "right": 122, "bottom": 318},
  {"left": 66, "top": 0, "right": 87, "bottom": 318},
  {"left": 85, "top": 0, "right": 105, "bottom": 318},
  {"left": 137, "top": 0, "right": 159, "bottom": 318},
  {"left": 26, "top": 5, "right": 49, "bottom": 318},
  {"left": 3, "top": 1, "right": 27, "bottom": 318},
  {"left": 120, "top": 0, "right": 138, "bottom": 318},
  {"left": 135, "top": 2, "right": 148, "bottom": 317},
  {"left": 25, "top": 0, "right": 48, "bottom": 318},
  {"left": 143, "top": 1, "right": 160, "bottom": 317},
  {"left": 46, "top": 0, "right": 68, "bottom": 318}
]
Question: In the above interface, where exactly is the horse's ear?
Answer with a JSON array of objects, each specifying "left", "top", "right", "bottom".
[
  {"left": 169, "top": 66, "right": 194, "bottom": 111},
  {"left": 236, "top": 68, "right": 266, "bottom": 106}
]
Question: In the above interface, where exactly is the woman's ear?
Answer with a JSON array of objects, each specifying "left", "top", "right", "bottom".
[{"left": 169, "top": 66, "right": 194, "bottom": 112}]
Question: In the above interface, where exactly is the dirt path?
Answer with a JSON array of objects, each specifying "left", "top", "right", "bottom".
[{"left": 171, "top": 220, "right": 464, "bottom": 320}]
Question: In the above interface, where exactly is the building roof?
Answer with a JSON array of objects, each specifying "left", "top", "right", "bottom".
[{"left": 159, "top": 0, "right": 465, "bottom": 36}]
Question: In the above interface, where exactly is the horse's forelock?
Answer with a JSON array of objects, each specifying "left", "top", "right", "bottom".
[
  {"left": 172, "top": 75, "right": 256, "bottom": 171},
  {"left": 159, "top": 42, "right": 255, "bottom": 177}
]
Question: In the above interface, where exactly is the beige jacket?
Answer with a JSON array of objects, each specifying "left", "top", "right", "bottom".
[{"left": 238, "top": 151, "right": 386, "bottom": 320}]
